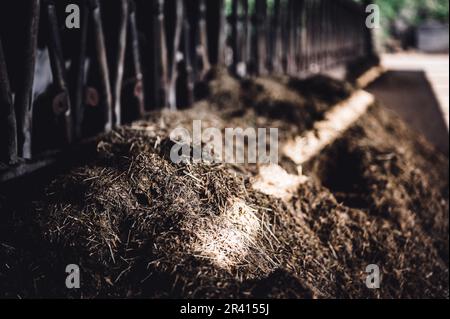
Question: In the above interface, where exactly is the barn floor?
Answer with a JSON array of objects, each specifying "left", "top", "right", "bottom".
[{"left": 0, "top": 70, "right": 448, "bottom": 298}]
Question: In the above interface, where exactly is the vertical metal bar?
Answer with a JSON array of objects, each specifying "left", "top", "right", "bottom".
[
  {"left": 272, "top": 0, "right": 283, "bottom": 74},
  {"left": 168, "top": 0, "right": 183, "bottom": 110},
  {"left": 299, "top": 0, "right": 307, "bottom": 74},
  {"left": 0, "top": 36, "right": 17, "bottom": 164},
  {"left": 46, "top": 0, "right": 73, "bottom": 145},
  {"left": 14, "top": 0, "right": 40, "bottom": 159},
  {"left": 153, "top": 0, "right": 169, "bottom": 107},
  {"left": 330, "top": 0, "right": 335, "bottom": 65},
  {"left": 266, "top": 0, "right": 274, "bottom": 72},
  {"left": 197, "top": 0, "right": 210, "bottom": 78},
  {"left": 112, "top": 0, "right": 129, "bottom": 126},
  {"left": 286, "top": 0, "right": 296, "bottom": 75},
  {"left": 243, "top": 0, "right": 251, "bottom": 75},
  {"left": 249, "top": 0, "right": 257, "bottom": 75},
  {"left": 294, "top": 0, "right": 303, "bottom": 74},
  {"left": 336, "top": 0, "right": 343, "bottom": 64},
  {"left": 230, "top": 0, "right": 239, "bottom": 74},
  {"left": 89, "top": 0, "right": 113, "bottom": 132},
  {"left": 255, "top": 0, "right": 267, "bottom": 75},
  {"left": 316, "top": 0, "right": 322, "bottom": 69},
  {"left": 217, "top": 0, "right": 227, "bottom": 66},
  {"left": 324, "top": 0, "right": 331, "bottom": 68},
  {"left": 236, "top": 0, "right": 246, "bottom": 76},
  {"left": 182, "top": 0, "right": 194, "bottom": 106},
  {"left": 128, "top": 0, "right": 145, "bottom": 117},
  {"left": 304, "top": 0, "right": 311, "bottom": 74},
  {"left": 280, "top": 0, "right": 288, "bottom": 73},
  {"left": 310, "top": 0, "right": 318, "bottom": 72},
  {"left": 72, "top": 0, "right": 89, "bottom": 140},
  {"left": 320, "top": 0, "right": 326, "bottom": 70}
]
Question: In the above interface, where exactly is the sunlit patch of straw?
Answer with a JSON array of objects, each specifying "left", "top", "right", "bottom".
[
  {"left": 193, "top": 198, "right": 261, "bottom": 269},
  {"left": 251, "top": 164, "right": 308, "bottom": 201}
]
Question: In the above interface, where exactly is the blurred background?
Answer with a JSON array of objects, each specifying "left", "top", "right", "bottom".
[
  {"left": 374, "top": 0, "right": 449, "bottom": 52},
  {"left": 364, "top": 0, "right": 449, "bottom": 156},
  {"left": 224, "top": 0, "right": 449, "bottom": 52}
]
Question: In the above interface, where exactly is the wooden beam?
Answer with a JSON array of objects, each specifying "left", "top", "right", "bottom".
[{"left": 283, "top": 90, "right": 375, "bottom": 165}]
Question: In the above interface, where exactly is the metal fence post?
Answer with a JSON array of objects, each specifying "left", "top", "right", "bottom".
[
  {"left": 112, "top": 0, "right": 129, "bottom": 126},
  {"left": 14, "top": 0, "right": 40, "bottom": 159},
  {"left": 0, "top": 36, "right": 17, "bottom": 164},
  {"left": 89, "top": 0, "right": 113, "bottom": 132}
]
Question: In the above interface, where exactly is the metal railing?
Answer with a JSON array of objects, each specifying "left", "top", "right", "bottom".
[{"left": 0, "top": 0, "right": 375, "bottom": 181}]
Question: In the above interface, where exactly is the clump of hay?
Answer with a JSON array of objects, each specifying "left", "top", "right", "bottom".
[
  {"left": 287, "top": 74, "right": 355, "bottom": 107},
  {"left": 240, "top": 77, "right": 322, "bottom": 131},
  {"left": 202, "top": 69, "right": 355, "bottom": 137},
  {"left": 192, "top": 198, "right": 263, "bottom": 270},
  {"left": 0, "top": 72, "right": 448, "bottom": 299},
  {"left": 307, "top": 104, "right": 449, "bottom": 265},
  {"left": 27, "top": 124, "right": 291, "bottom": 297}
]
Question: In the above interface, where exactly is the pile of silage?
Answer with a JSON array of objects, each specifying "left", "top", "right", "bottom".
[{"left": 0, "top": 70, "right": 448, "bottom": 298}]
